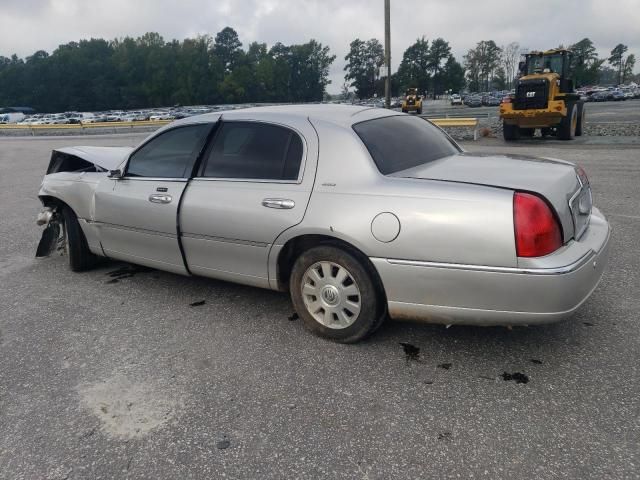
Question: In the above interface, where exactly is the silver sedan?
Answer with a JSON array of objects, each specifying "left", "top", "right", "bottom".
[{"left": 36, "top": 105, "right": 610, "bottom": 342}]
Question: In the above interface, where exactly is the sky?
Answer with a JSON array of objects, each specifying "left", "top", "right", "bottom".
[{"left": 1, "top": 0, "right": 638, "bottom": 92}]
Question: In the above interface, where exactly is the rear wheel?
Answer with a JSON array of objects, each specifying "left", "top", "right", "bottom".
[
  {"left": 558, "top": 102, "right": 577, "bottom": 140},
  {"left": 503, "top": 121, "right": 520, "bottom": 141},
  {"left": 416, "top": 107, "right": 422, "bottom": 114},
  {"left": 575, "top": 103, "right": 585, "bottom": 136},
  {"left": 290, "top": 246, "right": 385, "bottom": 343},
  {"left": 62, "top": 206, "right": 99, "bottom": 272}
]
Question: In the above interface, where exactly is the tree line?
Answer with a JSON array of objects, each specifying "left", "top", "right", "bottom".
[
  {"left": 0, "top": 28, "right": 335, "bottom": 112},
  {"left": 0, "top": 28, "right": 637, "bottom": 112},
  {"left": 344, "top": 36, "right": 637, "bottom": 98}
]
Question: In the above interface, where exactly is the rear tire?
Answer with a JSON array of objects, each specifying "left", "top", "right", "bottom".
[
  {"left": 416, "top": 107, "right": 422, "bottom": 114},
  {"left": 558, "top": 102, "right": 577, "bottom": 140},
  {"left": 503, "top": 122, "right": 520, "bottom": 141},
  {"left": 290, "top": 246, "right": 385, "bottom": 343},
  {"left": 575, "top": 103, "right": 585, "bottom": 136},
  {"left": 62, "top": 206, "right": 99, "bottom": 272}
]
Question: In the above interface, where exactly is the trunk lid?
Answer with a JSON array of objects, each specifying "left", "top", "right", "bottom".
[{"left": 390, "top": 151, "right": 588, "bottom": 242}]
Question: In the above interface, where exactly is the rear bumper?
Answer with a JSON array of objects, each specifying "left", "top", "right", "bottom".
[{"left": 371, "top": 208, "right": 610, "bottom": 326}]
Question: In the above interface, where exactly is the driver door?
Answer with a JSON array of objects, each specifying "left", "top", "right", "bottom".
[{"left": 94, "top": 123, "right": 213, "bottom": 274}]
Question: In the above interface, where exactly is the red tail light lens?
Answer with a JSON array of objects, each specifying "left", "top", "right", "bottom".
[{"left": 513, "top": 192, "right": 563, "bottom": 257}]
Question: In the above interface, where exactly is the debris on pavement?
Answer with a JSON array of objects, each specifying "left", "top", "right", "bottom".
[
  {"left": 501, "top": 372, "right": 529, "bottom": 384},
  {"left": 189, "top": 300, "right": 206, "bottom": 307},
  {"left": 399, "top": 342, "right": 421, "bottom": 363}
]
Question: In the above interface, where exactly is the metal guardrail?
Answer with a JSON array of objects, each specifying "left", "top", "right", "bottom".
[
  {"left": 0, "top": 119, "right": 172, "bottom": 134},
  {"left": 2, "top": 116, "right": 482, "bottom": 140},
  {"left": 427, "top": 117, "right": 480, "bottom": 140}
]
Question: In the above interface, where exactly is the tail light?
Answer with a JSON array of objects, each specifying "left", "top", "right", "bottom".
[{"left": 513, "top": 192, "right": 563, "bottom": 257}]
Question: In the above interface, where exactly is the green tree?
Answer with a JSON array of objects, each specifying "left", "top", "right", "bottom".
[
  {"left": 344, "top": 38, "right": 384, "bottom": 99},
  {"left": 428, "top": 38, "right": 451, "bottom": 97},
  {"left": 441, "top": 55, "right": 465, "bottom": 93},
  {"left": 622, "top": 54, "right": 636, "bottom": 83},
  {"left": 464, "top": 40, "right": 502, "bottom": 91},
  {"left": 214, "top": 27, "right": 243, "bottom": 73},
  {"left": 396, "top": 37, "right": 430, "bottom": 96},
  {"left": 609, "top": 43, "right": 628, "bottom": 85},
  {"left": 570, "top": 38, "right": 604, "bottom": 86}
]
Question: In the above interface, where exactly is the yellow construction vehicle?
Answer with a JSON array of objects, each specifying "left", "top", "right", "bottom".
[
  {"left": 500, "top": 49, "right": 585, "bottom": 140},
  {"left": 401, "top": 88, "right": 423, "bottom": 114}
]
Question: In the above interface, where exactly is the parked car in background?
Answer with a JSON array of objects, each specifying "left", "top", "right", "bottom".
[
  {"left": 466, "top": 95, "right": 483, "bottom": 107},
  {"left": 35, "top": 105, "right": 609, "bottom": 343},
  {"left": 450, "top": 94, "right": 463, "bottom": 106},
  {"left": 150, "top": 111, "right": 174, "bottom": 121},
  {"left": 611, "top": 90, "right": 626, "bottom": 101}
]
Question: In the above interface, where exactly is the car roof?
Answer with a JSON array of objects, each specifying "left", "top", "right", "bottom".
[{"left": 173, "top": 104, "right": 399, "bottom": 129}]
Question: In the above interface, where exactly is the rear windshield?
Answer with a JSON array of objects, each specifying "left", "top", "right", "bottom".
[{"left": 352, "top": 115, "right": 460, "bottom": 175}]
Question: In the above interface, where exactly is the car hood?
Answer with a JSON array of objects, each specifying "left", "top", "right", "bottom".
[
  {"left": 390, "top": 151, "right": 582, "bottom": 241},
  {"left": 52, "top": 146, "right": 133, "bottom": 172}
]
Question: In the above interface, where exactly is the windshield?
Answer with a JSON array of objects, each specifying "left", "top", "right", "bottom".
[
  {"left": 526, "top": 54, "right": 564, "bottom": 75},
  {"left": 352, "top": 115, "right": 461, "bottom": 175}
]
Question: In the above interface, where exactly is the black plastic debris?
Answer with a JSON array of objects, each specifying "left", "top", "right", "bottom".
[
  {"left": 399, "top": 342, "right": 421, "bottom": 363},
  {"left": 530, "top": 359, "right": 543, "bottom": 365},
  {"left": 437, "top": 363, "right": 452, "bottom": 370},
  {"left": 583, "top": 322, "right": 595, "bottom": 326},
  {"left": 105, "top": 265, "right": 152, "bottom": 283},
  {"left": 190, "top": 300, "right": 206, "bottom": 307},
  {"left": 288, "top": 312, "right": 299, "bottom": 321},
  {"left": 501, "top": 372, "right": 529, "bottom": 384},
  {"left": 216, "top": 437, "right": 231, "bottom": 449}
]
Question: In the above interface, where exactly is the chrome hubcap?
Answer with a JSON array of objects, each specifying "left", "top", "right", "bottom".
[{"left": 301, "top": 261, "right": 361, "bottom": 329}]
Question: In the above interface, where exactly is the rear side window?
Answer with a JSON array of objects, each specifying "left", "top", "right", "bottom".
[
  {"left": 202, "top": 122, "right": 303, "bottom": 181},
  {"left": 353, "top": 115, "right": 460, "bottom": 175},
  {"left": 126, "top": 124, "right": 211, "bottom": 178}
]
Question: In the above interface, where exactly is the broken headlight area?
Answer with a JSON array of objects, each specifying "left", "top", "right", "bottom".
[{"left": 35, "top": 207, "right": 66, "bottom": 258}]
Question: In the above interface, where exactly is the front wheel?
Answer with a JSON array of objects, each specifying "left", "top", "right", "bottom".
[
  {"left": 575, "top": 103, "right": 585, "bottom": 136},
  {"left": 290, "top": 246, "right": 385, "bottom": 343},
  {"left": 503, "top": 121, "right": 520, "bottom": 141},
  {"left": 558, "top": 103, "right": 577, "bottom": 140}
]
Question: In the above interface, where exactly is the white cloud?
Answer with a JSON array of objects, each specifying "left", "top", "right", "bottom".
[{"left": 1, "top": 0, "right": 638, "bottom": 92}]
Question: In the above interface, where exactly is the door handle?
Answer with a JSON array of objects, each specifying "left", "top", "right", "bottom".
[
  {"left": 148, "top": 193, "right": 173, "bottom": 204},
  {"left": 262, "top": 198, "right": 295, "bottom": 209}
]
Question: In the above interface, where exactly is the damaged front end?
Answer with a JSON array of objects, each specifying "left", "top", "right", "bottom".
[{"left": 35, "top": 206, "right": 66, "bottom": 258}]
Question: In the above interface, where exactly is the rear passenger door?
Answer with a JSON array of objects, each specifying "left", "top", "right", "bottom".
[{"left": 180, "top": 117, "right": 318, "bottom": 287}]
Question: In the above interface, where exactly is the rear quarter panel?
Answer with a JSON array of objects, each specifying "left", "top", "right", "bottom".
[{"left": 274, "top": 119, "right": 517, "bottom": 268}]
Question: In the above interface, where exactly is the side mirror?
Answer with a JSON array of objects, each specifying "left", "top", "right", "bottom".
[{"left": 108, "top": 169, "right": 122, "bottom": 179}]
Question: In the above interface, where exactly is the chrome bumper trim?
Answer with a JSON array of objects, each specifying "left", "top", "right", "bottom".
[{"left": 380, "top": 250, "right": 595, "bottom": 276}]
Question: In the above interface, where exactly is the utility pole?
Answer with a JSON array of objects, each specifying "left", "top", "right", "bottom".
[{"left": 384, "top": 0, "right": 391, "bottom": 108}]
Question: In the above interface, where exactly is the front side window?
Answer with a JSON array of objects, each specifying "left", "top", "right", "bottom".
[
  {"left": 202, "top": 122, "right": 303, "bottom": 181},
  {"left": 353, "top": 115, "right": 460, "bottom": 175},
  {"left": 126, "top": 124, "right": 211, "bottom": 178}
]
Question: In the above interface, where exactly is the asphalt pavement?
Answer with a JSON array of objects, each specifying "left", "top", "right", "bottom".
[{"left": 0, "top": 133, "right": 638, "bottom": 479}]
